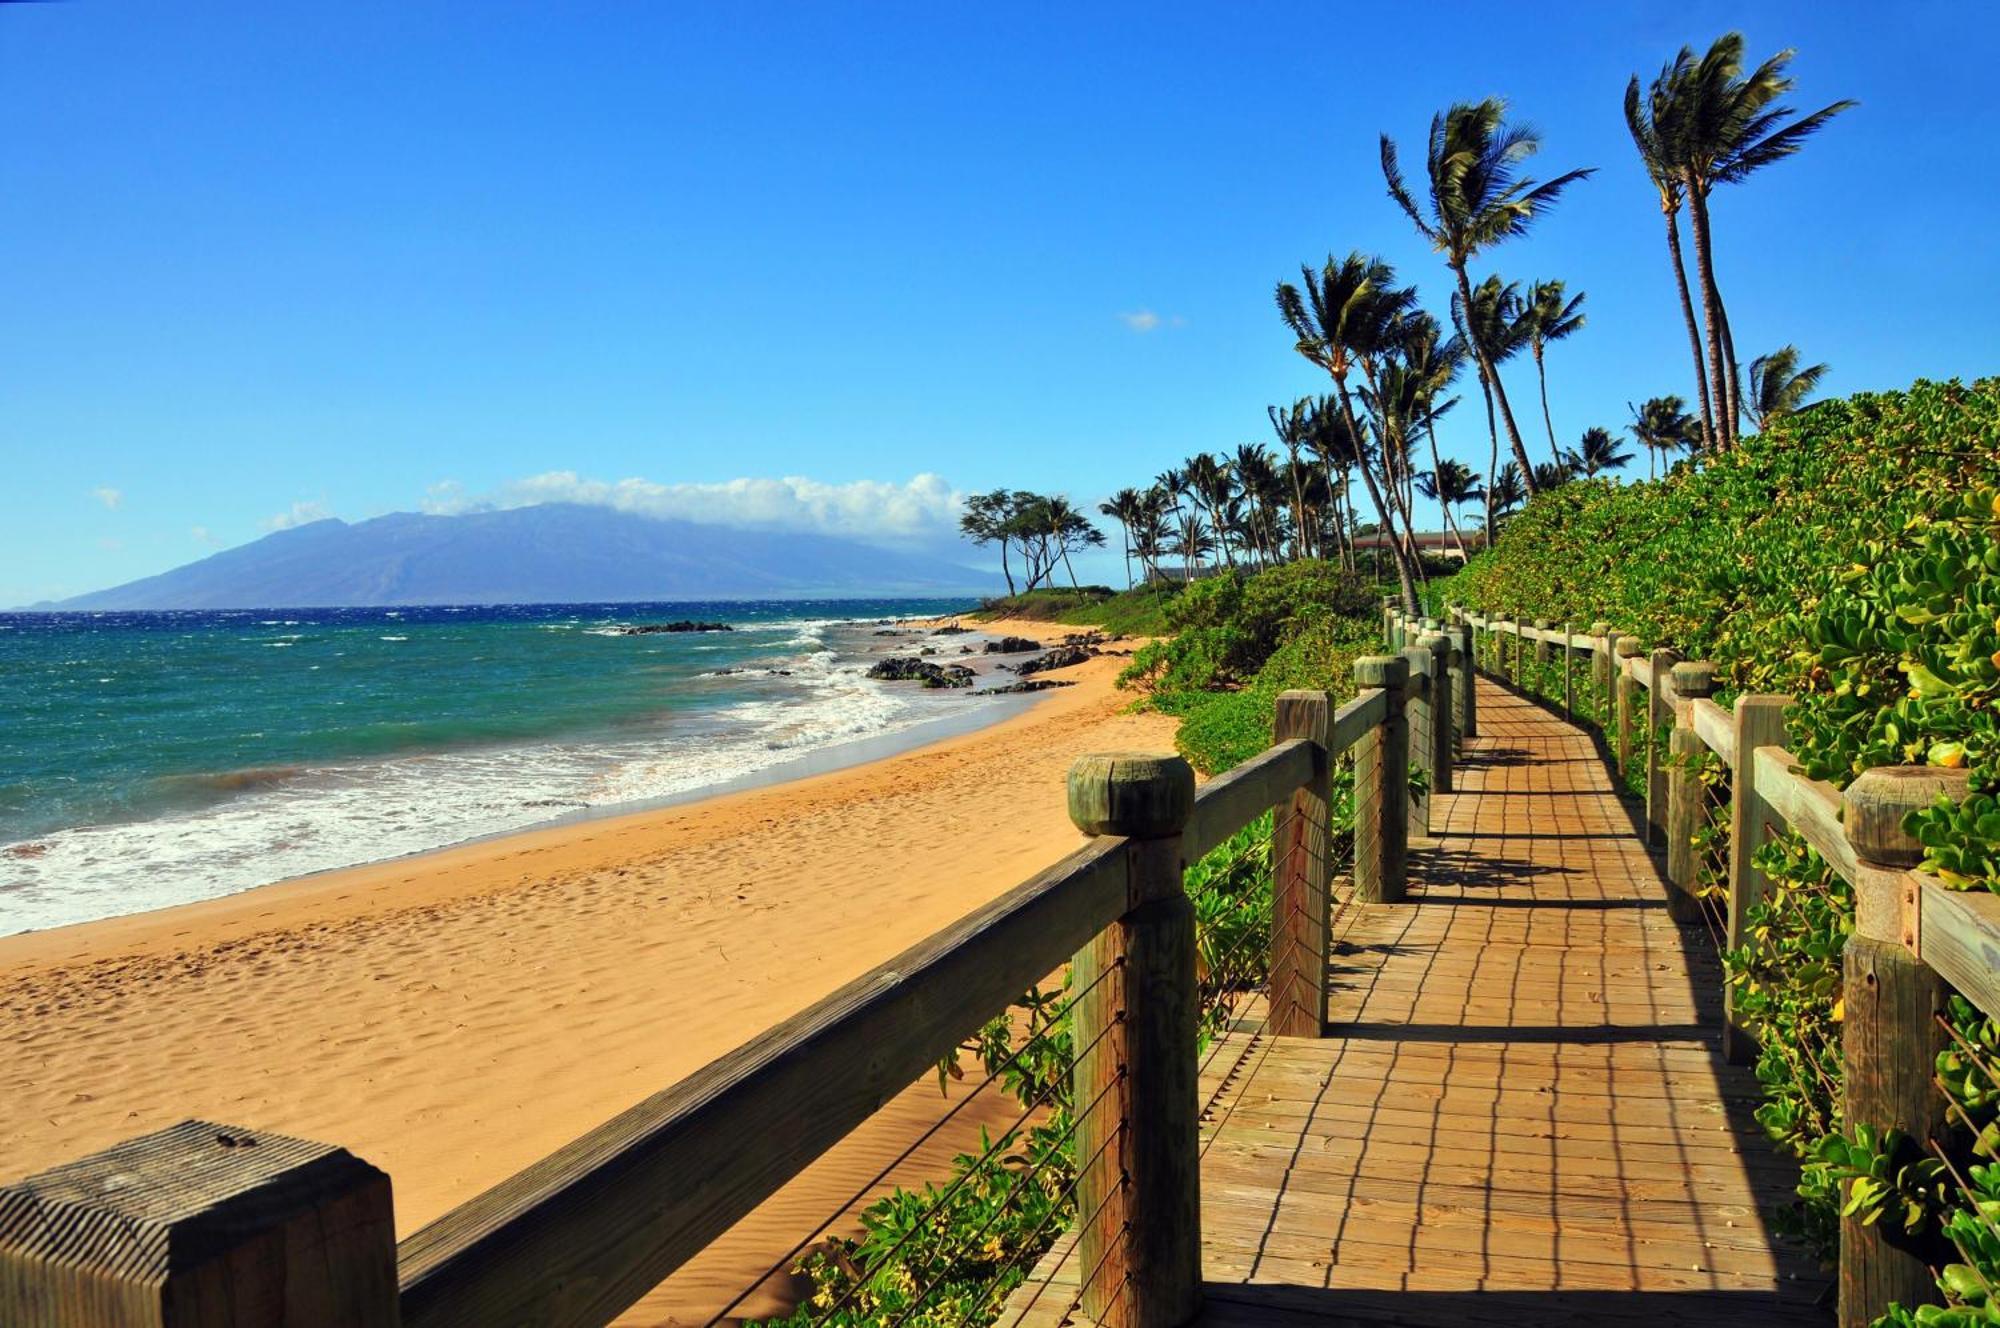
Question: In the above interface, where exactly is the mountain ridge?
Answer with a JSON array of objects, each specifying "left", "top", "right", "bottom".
[{"left": 38, "top": 504, "right": 996, "bottom": 609}]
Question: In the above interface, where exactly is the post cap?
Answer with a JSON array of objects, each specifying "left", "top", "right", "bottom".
[
  {"left": 1615, "top": 636, "right": 1644, "bottom": 658},
  {"left": 1067, "top": 752, "right": 1195, "bottom": 839},
  {"left": 1669, "top": 661, "right": 1718, "bottom": 698},
  {"left": 1842, "top": 766, "right": 1973, "bottom": 867},
  {"left": 1590, "top": 620, "right": 1612, "bottom": 636},
  {"left": 1534, "top": 618, "right": 1551, "bottom": 630},
  {"left": 1354, "top": 654, "right": 1409, "bottom": 690}
]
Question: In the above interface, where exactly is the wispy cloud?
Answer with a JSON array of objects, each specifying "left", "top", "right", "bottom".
[
  {"left": 191, "top": 525, "right": 221, "bottom": 546},
  {"left": 262, "top": 500, "right": 333, "bottom": 532},
  {"left": 425, "top": 472, "right": 967, "bottom": 547},
  {"left": 1118, "top": 310, "right": 1162, "bottom": 333},
  {"left": 91, "top": 487, "right": 123, "bottom": 510}
]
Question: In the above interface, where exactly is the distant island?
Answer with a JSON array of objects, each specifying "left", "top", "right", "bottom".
[{"left": 33, "top": 503, "right": 997, "bottom": 609}]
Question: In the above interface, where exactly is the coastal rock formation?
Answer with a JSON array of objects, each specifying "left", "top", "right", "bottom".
[
  {"left": 618, "top": 620, "right": 733, "bottom": 635},
  {"left": 933, "top": 623, "right": 970, "bottom": 635},
  {"left": 983, "top": 636, "right": 1042, "bottom": 654},
  {"left": 1018, "top": 644, "right": 1096, "bottom": 677},
  {"left": 866, "top": 657, "right": 975, "bottom": 688},
  {"left": 974, "top": 679, "right": 1076, "bottom": 695}
]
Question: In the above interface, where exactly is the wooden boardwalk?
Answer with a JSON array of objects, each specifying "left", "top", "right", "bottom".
[{"left": 1006, "top": 677, "right": 1830, "bottom": 1327}]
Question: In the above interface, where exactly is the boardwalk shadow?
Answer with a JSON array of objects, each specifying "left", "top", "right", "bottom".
[{"left": 1407, "top": 846, "right": 1565, "bottom": 891}]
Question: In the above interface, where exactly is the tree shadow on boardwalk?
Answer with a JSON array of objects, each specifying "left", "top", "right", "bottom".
[{"left": 1196, "top": 1283, "right": 1831, "bottom": 1326}]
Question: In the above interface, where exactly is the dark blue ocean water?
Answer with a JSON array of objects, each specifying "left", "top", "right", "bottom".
[{"left": 0, "top": 599, "right": 991, "bottom": 934}]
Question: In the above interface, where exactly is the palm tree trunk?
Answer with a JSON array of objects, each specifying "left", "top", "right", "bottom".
[
  {"left": 1682, "top": 181, "right": 1736, "bottom": 449},
  {"left": 1119, "top": 525, "right": 1132, "bottom": 590},
  {"left": 1663, "top": 205, "right": 1716, "bottom": 452},
  {"left": 1717, "top": 297, "right": 1742, "bottom": 437},
  {"left": 1333, "top": 386, "right": 1419, "bottom": 613},
  {"left": 1534, "top": 344, "right": 1559, "bottom": 464},
  {"left": 1480, "top": 373, "right": 1499, "bottom": 545},
  {"left": 1453, "top": 260, "right": 1541, "bottom": 495}
]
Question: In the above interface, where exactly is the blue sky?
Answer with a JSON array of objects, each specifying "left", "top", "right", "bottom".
[{"left": 3, "top": 1, "right": 1994, "bottom": 603}]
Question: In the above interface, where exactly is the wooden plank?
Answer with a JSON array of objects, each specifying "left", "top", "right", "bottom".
[
  {"left": 0, "top": 1120, "right": 398, "bottom": 1328},
  {"left": 396, "top": 835, "right": 1130, "bottom": 1328},
  {"left": 1691, "top": 698, "right": 1736, "bottom": 766},
  {"left": 1752, "top": 745, "right": 1860, "bottom": 885},
  {"left": 1329, "top": 687, "right": 1387, "bottom": 758},
  {"left": 1271, "top": 694, "right": 1333, "bottom": 1038},
  {"left": 1185, "top": 738, "right": 1316, "bottom": 862},
  {"left": 1916, "top": 878, "right": 2000, "bottom": 1023},
  {"left": 1727, "top": 696, "right": 1790, "bottom": 1065}
]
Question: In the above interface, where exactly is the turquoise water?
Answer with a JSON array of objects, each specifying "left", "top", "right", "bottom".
[{"left": 0, "top": 600, "right": 997, "bottom": 934}]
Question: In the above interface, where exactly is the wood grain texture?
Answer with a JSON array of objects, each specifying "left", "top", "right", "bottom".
[
  {"left": 1914, "top": 880, "right": 2000, "bottom": 1023},
  {"left": 1352, "top": 656, "right": 1409, "bottom": 905},
  {"left": 1726, "top": 698, "right": 1791, "bottom": 1066},
  {"left": 1840, "top": 936, "right": 1949, "bottom": 1328},
  {"left": 1329, "top": 688, "right": 1388, "bottom": 758},
  {"left": 1419, "top": 634, "right": 1453, "bottom": 796},
  {"left": 1069, "top": 753, "right": 1197, "bottom": 840},
  {"left": 0, "top": 1120, "right": 397, "bottom": 1328},
  {"left": 1270, "top": 693, "right": 1332, "bottom": 1038},
  {"left": 1646, "top": 649, "right": 1678, "bottom": 846},
  {"left": 1454, "top": 625, "right": 1477, "bottom": 740},
  {"left": 1402, "top": 646, "right": 1436, "bottom": 835},
  {"left": 1665, "top": 726, "right": 1704, "bottom": 924},
  {"left": 1691, "top": 698, "right": 1736, "bottom": 766},
  {"left": 395, "top": 837, "right": 1130, "bottom": 1328},
  {"left": 1751, "top": 746, "right": 1859, "bottom": 886}
]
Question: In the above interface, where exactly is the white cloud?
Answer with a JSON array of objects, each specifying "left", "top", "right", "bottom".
[
  {"left": 262, "top": 500, "right": 333, "bottom": 532},
  {"left": 191, "top": 525, "right": 220, "bottom": 545},
  {"left": 1118, "top": 310, "right": 1162, "bottom": 333},
  {"left": 437, "top": 471, "right": 968, "bottom": 547},
  {"left": 91, "top": 486, "right": 123, "bottom": 510}
]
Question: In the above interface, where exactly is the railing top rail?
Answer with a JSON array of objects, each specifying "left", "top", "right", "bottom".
[{"left": 1184, "top": 737, "right": 1316, "bottom": 863}]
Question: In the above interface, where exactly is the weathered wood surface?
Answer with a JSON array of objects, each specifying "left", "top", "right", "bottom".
[
  {"left": 1691, "top": 698, "right": 1736, "bottom": 766},
  {"left": 0, "top": 1121, "right": 397, "bottom": 1328},
  {"left": 1269, "top": 694, "right": 1333, "bottom": 1039},
  {"left": 1914, "top": 879, "right": 2000, "bottom": 1023},
  {"left": 1330, "top": 686, "right": 1388, "bottom": 757},
  {"left": 1751, "top": 746, "right": 1860, "bottom": 886},
  {"left": 999, "top": 679, "right": 1826, "bottom": 1328},
  {"left": 1726, "top": 698, "right": 1790, "bottom": 1066},
  {"left": 396, "top": 836, "right": 1130, "bottom": 1328},
  {"left": 1186, "top": 738, "right": 1316, "bottom": 863}
]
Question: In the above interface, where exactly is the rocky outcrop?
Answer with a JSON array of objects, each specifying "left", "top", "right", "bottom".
[
  {"left": 1017, "top": 644, "right": 1096, "bottom": 677},
  {"left": 866, "top": 657, "right": 975, "bottom": 688},
  {"left": 974, "top": 678, "right": 1076, "bottom": 695},
  {"left": 933, "top": 623, "right": 970, "bottom": 635},
  {"left": 983, "top": 636, "right": 1042, "bottom": 654},
  {"left": 617, "top": 621, "right": 732, "bottom": 634}
]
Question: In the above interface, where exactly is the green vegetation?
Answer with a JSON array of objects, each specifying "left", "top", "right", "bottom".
[
  {"left": 1430, "top": 377, "right": 2000, "bottom": 1320},
  {"left": 974, "top": 583, "right": 1177, "bottom": 637}
]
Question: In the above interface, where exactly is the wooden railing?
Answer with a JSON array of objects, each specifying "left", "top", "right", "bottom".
[
  {"left": 0, "top": 640, "right": 1460, "bottom": 1328},
  {"left": 1427, "top": 602, "right": 1991, "bottom": 1328}
]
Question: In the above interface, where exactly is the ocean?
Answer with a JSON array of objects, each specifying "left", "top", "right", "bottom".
[{"left": 0, "top": 599, "right": 1024, "bottom": 937}]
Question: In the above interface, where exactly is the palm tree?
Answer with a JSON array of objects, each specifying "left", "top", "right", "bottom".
[
  {"left": 1268, "top": 400, "right": 1315, "bottom": 560},
  {"left": 1629, "top": 395, "right": 1700, "bottom": 479},
  {"left": 1655, "top": 35, "right": 1856, "bottom": 445},
  {"left": 1276, "top": 253, "right": 1425, "bottom": 608},
  {"left": 1170, "top": 511, "right": 1215, "bottom": 583},
  {"left": 1566, "top": 426, "right": 1634, "bottom": 479},
  {"left": 1415, "top": 459, "right": 1483, "bottom": 561},
  {"left": 1523, "top": 280, "right": 1586, "bottom": 464},
  {"left": 1183, "top": 453, "right": 1238, "bottom": 569},
  {"left": 1458, "top": 276, "right": 1533, "bottom": 544},
  {"left": 1131, "top": 489, "right": 1173, "bottom": 584},
  {"left": 1098, "top": 488, "right": 1146, "bottom": 589},
  {"left": 1625, "top": 61, "right": 1717, "bottom": 452},
  {"left": 1532, "top": 459, "right": 1574, "bottom": 492},
  {"left": 1302, "top": 395, "right": 1364, "bottom": 572},
  {"left": 1488, "top": 462, "right": 1527, "bottom": 520},
  {"left": 1741, "top": 345, "right": 1828, "bottom": 433},
  {"left": 1381, "top": 99, "right": 1593, "bottom": 498}
]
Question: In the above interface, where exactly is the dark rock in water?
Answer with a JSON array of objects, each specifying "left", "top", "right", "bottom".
[
  {"left": 918, "top": 646, "right": 937, "bottom": 656},
  {"left": 1018, "top": 644, "right": 1096, "bottom": 676},
  {"left": 618, "top": 620, "right": 733, "bottom": 634},
  {"left": 872, "top": 628, "right": 906, "bottom": 637},
  {"left": 866, "top": 656, "right": 975, "bottom": 688},
  {"left": 974, "top": 679, "right": 1077, "bottom": 695},
  {"left": 933, "top": 623, "right": 970, "bottom": 635},
  {"left": 958, "top": 645, "right": 975, "bottom": 654},
  {"left": 983, "top": 636, "right": 1042, "bottom": 654}
]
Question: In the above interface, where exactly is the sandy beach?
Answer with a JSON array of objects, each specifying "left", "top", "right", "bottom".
[{"left": 0, "top": 619, "right": 1173, "bottom": 1324}]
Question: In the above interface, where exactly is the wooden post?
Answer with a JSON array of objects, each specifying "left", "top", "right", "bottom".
[
  {"left": 1838, "top": 766, "right": 1969, "bottom": 1328},
  {"left": 1353, "top": 655, "right": 1409, "bottom": 904},
  {"left": 1724, "top": 694, "right": 1791, "bottom": 1065},
  {"left": 1532, "top": 620, "right": 1551, "bottom": 699},
  {"left": 1493, "top": 619, "right": 1511, "bottom": 683},
  {"left": 1454, "top": 624, "right": 1476, "bottom": 740},
  {"left": 1560, "top": 622, "right": 1574, "bottom": 719},
  {"left": 1067, "top": 752, "right": 1200, "bottom": 1328},
  {"left": 1419, "top": 632, "right": 1452, "bottom": 794},
  {"left": 1646, "top": 647, "right": 1679, "bottom": 847},
  {"left": 1664, "top": 661, "right": 1716, "bottom": 925},
  {"left": 1401, "top": 643, "right": 1435, "bottom": 833},
  {"left": 1591, "top": 622, "right": 1614, "bottom": 729},
  {"left": 1613, "top": 636, "right": 1642, "bottom": 779},
  {"left": 0, "top": 1120, "right": 398, "bottom": 1328},
  {"left": 1270, "top": 692, "right": 1333, "bottom": 1038}
]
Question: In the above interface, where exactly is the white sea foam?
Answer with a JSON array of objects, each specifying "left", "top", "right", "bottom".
[{"left": 0, "top": 628, "right": 1015, "bottom": 937}]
